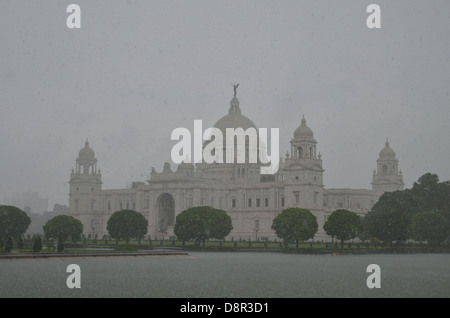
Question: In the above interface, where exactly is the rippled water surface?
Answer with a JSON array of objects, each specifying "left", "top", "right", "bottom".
[{"left": 1, "top": 252, "right": 449, "bottom": 298}]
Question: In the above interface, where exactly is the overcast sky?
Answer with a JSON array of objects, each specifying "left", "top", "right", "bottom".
[{"left": 1, "top": 0, "right": 449, "bottom": 211}]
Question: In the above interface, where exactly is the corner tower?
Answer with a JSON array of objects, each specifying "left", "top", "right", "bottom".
[
  {"left": 290, "top": 115, "right": 317, "bottom": 160},
  {"left": 282, "top": 116, "right": 324, "bottom": 209},
  {"left": 371, "top": 139, "right": 404, "bottom": 193},
  {"left": 69, "top": 139, "right": 102, "bottom": 235}
]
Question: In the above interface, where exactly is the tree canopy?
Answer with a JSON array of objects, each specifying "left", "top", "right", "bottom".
[
  {"left": 412, "top": 173, "right": 450, "bottom": 220},
  {"left": 43, "top": 214, "right": 83, "bottom": 242},
  {"left": 371, "top": 190, "right": 422, "bottom": 217},
  {"left": 0, "top": 205, "right": 31, "bottom": 240},
  {"left": 363, "top": 208, "right": 411, "bottom": 245},
  {"left": 323, "top": 209, "right": 361, "bottom": 247},
  {"left": 174, "top": 206, "right": 233, "bottom": 246},
  {"left": 409, "top": 211, "right": 449, "bottom": 247},
  {"left": 106, "top": 210, "right": 148, "bottom": 244},
  {"left": 363, "top": 173, "right": 450, "bottom": 245},
  {"left": 271, "top": 208, "right": 318, "bottom": 247}
]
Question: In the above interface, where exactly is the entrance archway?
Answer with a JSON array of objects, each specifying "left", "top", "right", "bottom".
[{"left": 156, "top": 193, "right": 175, "bottom": 233}]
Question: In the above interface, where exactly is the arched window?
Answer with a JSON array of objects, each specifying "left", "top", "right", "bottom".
[
  {"left": 297, "top": 147, "right": 303, "bottom": 158},
  {"left": 382, "top": 165, "right": 388, "bottom": 175}
]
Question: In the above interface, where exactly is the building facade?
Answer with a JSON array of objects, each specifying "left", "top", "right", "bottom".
[{"left": 68, "top": 93, "right": 404, "bottom": 241}]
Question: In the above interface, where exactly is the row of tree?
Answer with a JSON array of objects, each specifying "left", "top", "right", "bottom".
[
  {"left": 172, "top": 174, "right": 449, "bottom": 247},
  {"left": 273, "top": 173, "right": 450, "bottom": 247},
  {"left": 1, "top": 173, "right": 449, "bottom": 250},
  {"left": 0, "top": 207, "right": 148, "bottom": 251}
]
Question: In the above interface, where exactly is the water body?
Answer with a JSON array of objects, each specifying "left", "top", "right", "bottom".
[{"left": 0, "top": 252, "right": 449, "bottom": 298}]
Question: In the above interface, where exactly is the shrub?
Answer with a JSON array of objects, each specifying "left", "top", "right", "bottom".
[
  {"left": 369, "top": 237, "right": 381, "bottom": 247},
  {"left": 32, "top": 235, "right": 43, "bottom": 252}
]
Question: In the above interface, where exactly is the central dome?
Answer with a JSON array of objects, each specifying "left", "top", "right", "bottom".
[
  {"left": 203, "top": 94, "right": 263, "bottom": 165},
  {"left": 213, "top": 97, "right": 257, "bottom": 133}
]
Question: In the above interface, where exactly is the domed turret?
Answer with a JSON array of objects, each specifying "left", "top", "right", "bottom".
[
  {"left": 294, "top": 115, "right": 314, "bottom": 139},
  {"left": 73, "top": 139, "right": 98, "bottom": 175},
  {"left": 379, "top": 139, "right": 396, "bottom": 159},
  {"left": 78, "top": 139, "right": 95, "bottom": 160},
  {"left": 289, "top": 115, "right": 318, "bottom": 160},
  {"left": 372, "top": 138, "right": 404, "bottom": 193}
]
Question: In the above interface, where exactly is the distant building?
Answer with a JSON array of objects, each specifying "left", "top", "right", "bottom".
[
  {"left": 68, "top": 91, "right": 404, "bottom": 241},
  {"left": 4, "top": 191, "right": 48, "bottom": 214}
]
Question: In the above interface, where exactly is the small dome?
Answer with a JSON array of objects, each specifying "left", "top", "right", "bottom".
[
  {"left": 379, "top": 139, "right": 396, "bottom": 158},
  {"left": 78, "top": 139, "right": 95, "bottom": 160},
  {"left": 294, "top": 116, "right": 314, "bottom": 139}
]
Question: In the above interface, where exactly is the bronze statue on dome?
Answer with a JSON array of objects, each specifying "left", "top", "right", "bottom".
[{"left": 233, "top": 83, "right": 239, "bottom": 98}]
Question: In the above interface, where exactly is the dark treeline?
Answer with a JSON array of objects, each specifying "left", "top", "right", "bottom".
[{"left": 361, "top": 173, "right": 450, "bottom": 246}]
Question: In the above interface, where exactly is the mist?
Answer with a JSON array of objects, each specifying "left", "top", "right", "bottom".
[{"left": 1, "top": 0, "right": 449, "bottom": 209}]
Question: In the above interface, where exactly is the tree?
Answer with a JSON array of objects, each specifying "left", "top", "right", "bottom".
[
  {"left": 174, "top": 206, "right": 233, "bottom": 247},
  {"left": 106, "top": 210, "right": 148, "bottom": 245},
  {"left": 436, "top": 181, "right": 450, "bottom": 219},
  {"left": 209, "top": 208, "right": 233, "bottom": 240},
  {"left": 409, "top": 211, "right": 449, "bottom": 247},
  {"left": 371, "top": 190, "right": 422, "bottom": 217},
  {"left": 364, "top": 184, "right": 426, "bottom": 246},
  {"left": 43, "top": 215, "right": 83, "bottom": 246},
  {"left": 358, "top": 216, "right": 372, "bottom": 242},
  {"left": 0, "top": 205, "right": 31, "bottom": 241},
  {"left": 364, "top": 173, "right": 450, "bottom": 246},
  {"left": 411, "top": 173, "right": 450, "bottom": 222},
  {"left": 363, "top": 208, "right": 410, "bottom": 245},
  {"left": 411, "top": 173, "right": 439, "bottom": 210},
  {"left": 323, "top": 209, "right": 361, "bottom": 248},
  {"left": 271, "top": 208, "right": 318, "bottom": 248}
]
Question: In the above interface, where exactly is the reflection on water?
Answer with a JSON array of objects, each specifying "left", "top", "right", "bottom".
[{"left": 0, "top": 252, "right": 449, "bottom": 298}]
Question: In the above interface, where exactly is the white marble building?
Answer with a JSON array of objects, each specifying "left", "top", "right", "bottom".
[{"left": 68, "top": 92, "right": 404, "bottom": 241}]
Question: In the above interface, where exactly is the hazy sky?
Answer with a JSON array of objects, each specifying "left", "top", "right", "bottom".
[{"left": 1, "top": 1, "right": 449, "bottom": 211}]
